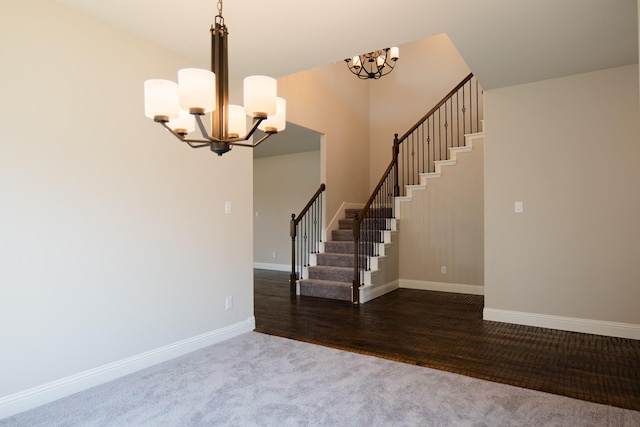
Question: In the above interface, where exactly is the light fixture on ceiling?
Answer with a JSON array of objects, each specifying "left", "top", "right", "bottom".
[
  {"left": 345, "top": 47, "right": 399, "bottom": 80},
  {"left": 143, "top": 0, "right": 286, "bottom": 156}
]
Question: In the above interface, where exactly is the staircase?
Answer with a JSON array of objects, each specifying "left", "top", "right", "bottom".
[
  {"left": 298, "top": 208, "right": 395, "bottom": 302},
  {"left": 291, "top": 73, "right": 483, "bottom": 304}
]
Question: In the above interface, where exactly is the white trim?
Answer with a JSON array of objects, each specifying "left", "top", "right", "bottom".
[
  {"left": 420, "top": 172, "right": 442, "bottom": 181},
  {"left": 449, "top": 145, "right": 473, "bottom": 155},
  {"left": 253, "top": 262, "right": 289, "bottom": 272},
  {"left": 405, "top": 184, "right": 426, "bottom": 198},
  {"left": 434, "top": 159, "right": 457, "bottom": 173},
  {"left": 463, "top": 131, "right": 484, "bottom": 148},
  {"left": 0, "top": 317, "right": 255, "bottom": 420},
  {"left": 399, "top": 279, "right": 484, "bottom": 295},
  {"left": 483, "top": 308, "right": 640, "bottom": 340},
  {"left": 360, "top": 280, "right": 400, "bottom": 303}
]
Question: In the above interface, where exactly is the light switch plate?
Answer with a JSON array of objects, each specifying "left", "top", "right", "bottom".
[{"left": 515, "top": 201, "right": 523, "bottom": 213}]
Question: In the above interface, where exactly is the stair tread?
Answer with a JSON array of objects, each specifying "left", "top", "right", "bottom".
[
  {"left": 317, "top": 253, "right": 352, "bottom": 258},
  {"left": 308, "top": 265, "right": 351, "bottom": 272},
  {"left": 299, "top": 278, "right": 353, "bottom": 301},
  {"left": 326, "top": 240, "right": 380, "bottom": 244},
  {"left": 316, "top": 252, "right": 361, "bottom": 268},
  {"left": 299, "top": 278, "right": 352, "bottom": 286}
]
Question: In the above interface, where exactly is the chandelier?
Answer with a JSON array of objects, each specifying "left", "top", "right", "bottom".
[
  {"left": 143, "top": 1, "right": 286, "bottom": 156},
  {"left": 345, "top": 47, "right": 399, "bottom": 80}
]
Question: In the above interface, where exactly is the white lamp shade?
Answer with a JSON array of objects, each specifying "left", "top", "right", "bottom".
[
  {"left": 243, "top": 75, "right": 277, "bottom": 118},
  {"left": 390, "top": 46, "right": 399, "bottom": 60},
  {"left": 258, "top": 97, "right": 286, "bottom": 132},
  {"left": 228, "top": 104, "right": 246, "bottom": 137},
  {"left": 168, "top": 109, "right": 195, "bottom": 134},
  {"left": 144, "top": 79, "right": 180, "bottom": 120},
  {"left": 178, "top": 68, "right": 216, "bottom": 114},
  {"left": 352, "top": 56, "right": 362, "bottom": 68},
  {"left": 377, "top": 55, "right": 385, "bottom": 67}
]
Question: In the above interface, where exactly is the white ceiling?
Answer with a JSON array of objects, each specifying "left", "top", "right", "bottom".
[{"left": 57, "top": 0, "right": 638, "bottom": 90}]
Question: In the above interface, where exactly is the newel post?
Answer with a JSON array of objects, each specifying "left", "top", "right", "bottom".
[
  {"left": 351, "top": 211, "right": 360, "bottom": 304},
  {"left": 290, "top": 213, "right": 297, "bottom": 297},
  {"left": 393, "top": 133, "right": 400, "bottom": 197}
]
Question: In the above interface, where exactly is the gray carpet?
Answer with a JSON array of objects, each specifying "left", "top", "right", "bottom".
[{"left": 2, "top": 332, "right": 639, "bottom": 426}]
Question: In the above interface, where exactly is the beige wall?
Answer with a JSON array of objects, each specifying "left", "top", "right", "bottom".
[
  {"left": 277, "top": 63, "right": 371, "bottom": 219},
  {"left": 254, "top": 151, "right": 321, "bottom": 268},
  {"left": 368, "top": 34, "right": 472, "bottom": 188},
  {"left": 484, "top": 65, "right": 640, "bottom": 331},
  {"left": 398, "top": 140, "right": 484, "bottom": 288},
  {"left": 0, "top": 0, "right": 254, "bottom": 406}
]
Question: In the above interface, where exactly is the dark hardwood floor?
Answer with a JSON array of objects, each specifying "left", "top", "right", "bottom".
[{"left": 253, "top": 269, "right": 640, "bottom": 411}]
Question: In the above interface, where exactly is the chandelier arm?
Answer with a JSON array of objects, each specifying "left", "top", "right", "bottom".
[
  {"left": 194, "top": 114, "right": 214, "bottom": 141},
  {"left": 251, "top": 131, "right": 276, "bottom": 148},
  {"left": 230, "top": 131, "right": 275, "bottom": 148},
  {"left": 159, "top": 121, "right": 211, "bottom": 146},
  {"left": 379, "top": 58, "right": 396, "bottom": 76},
  {"left": 242, "top": 116, "right": 267, "bottom": 141},
  {"left": 194, "top": 113, "right": 272, "bottom": 145},
  {"left": 185, "top": 141, "right": 214, "bottom": 148}
]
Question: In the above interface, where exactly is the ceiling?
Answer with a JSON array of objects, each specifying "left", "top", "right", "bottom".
[
  {"left": 253, "top": 122, "right": 321, "bottom": 159},
  {"left": 57, "top": 0, "right": 638, "bottom": 91}
]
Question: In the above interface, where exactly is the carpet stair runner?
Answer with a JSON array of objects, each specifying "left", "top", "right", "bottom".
[{"left": 298, "top": 208, "right": 391, "bottom": 302}]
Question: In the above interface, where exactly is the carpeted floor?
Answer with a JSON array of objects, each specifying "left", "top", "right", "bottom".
[
  {"left": 254, "top": 269, "right": 640, "bottom": 411},
  {"left": 2, "top": 332, "right": 639, "bottom": 426}
]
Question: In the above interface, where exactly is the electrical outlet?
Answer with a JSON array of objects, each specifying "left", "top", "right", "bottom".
[
  {"left": 225, "top": 296, "right": 233, "bottom": 310},
  {"left": 441, "top": 266, "right": 447, "bottom": 275},
  {"left": 272, "top": 251, "right": 277, "bottom": 258}
]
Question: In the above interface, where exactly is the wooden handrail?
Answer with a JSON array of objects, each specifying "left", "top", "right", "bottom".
[
  {"left": 397, "top": 73, "right": 474, "bottom": 143},
  {"left": 290, "top": 183, "right": 326, "bottom": 297},
  {"left": 292, "top": 183, "right": 326, "bottom": 228},
  {"left": 353, "top": 154, "right": 396, "bottom": 230}
]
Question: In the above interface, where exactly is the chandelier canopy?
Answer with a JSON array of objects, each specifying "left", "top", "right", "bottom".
[
  {"left": 143, "top": 1, "right": 286, "bottom": 156},
  {"left": 345, "top": 47, "right": 399, "bottom": 80}
]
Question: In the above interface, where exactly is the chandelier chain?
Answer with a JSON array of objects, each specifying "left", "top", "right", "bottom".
[{"left": 214, "top": 0, "right": 224, "bottom": 26}]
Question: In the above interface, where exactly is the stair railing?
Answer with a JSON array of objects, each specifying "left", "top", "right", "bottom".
[
  {"left": 351, "top": 151, "right": 397, "bottom": 303},
  {"left": 352, "top": 73, "right": 483, "bottom": 303},
  {"left": 395, "top": 73, "right": 483, "bottom": 193},
  {"left": 290, "top": 183, "right": 326, "bottom": 297}
]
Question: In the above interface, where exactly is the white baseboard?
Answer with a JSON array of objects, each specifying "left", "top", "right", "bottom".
[
  {"left": 483, "top": 308, "right": 640, "bottom": 340},
  {"left": 399, "top": 279, "right": 484, "bottom": 295},
  {"left": 360, "top": 280, "right": 399, "bottom": 303},
  {"left": 0, "top": 316, "right": 256, "bottom": 420},
  {"left": 253, "top": 262, "right": 290, "bottom": 272}
]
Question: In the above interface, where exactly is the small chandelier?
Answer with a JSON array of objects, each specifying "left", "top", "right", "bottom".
[
  {"left": 143, "top": 1, "right": 286, "bottom": 156},
  {"left": 345, "top": 47, "right": 399, "bottom": 80}
]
